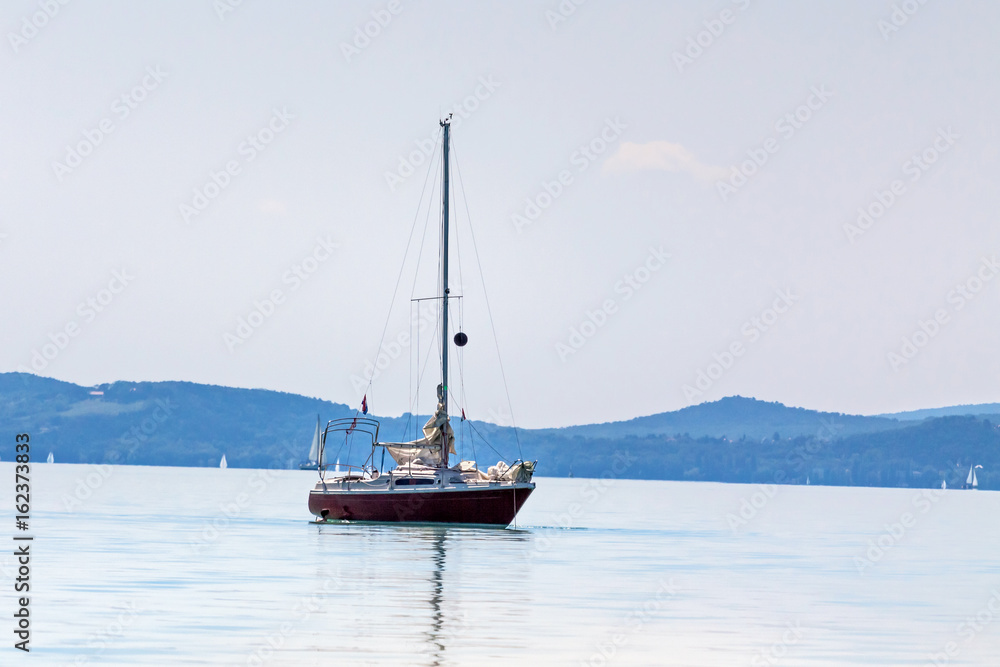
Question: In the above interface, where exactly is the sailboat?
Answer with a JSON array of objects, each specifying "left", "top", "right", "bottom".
[
  {"left": 964, "top": 464, "right": 982, "bottom": 489},
  {"left": 46, "top": 452, "right": 54, "bottom": 464},
  {"left": 299, "top": 415, "right": 322, "bottom": 470},
  {"left": 308, "top": 117, "right": 536, "bottom": 526},
  {"left": 220, "top": 454, "right": 228, "bottom": 469}
]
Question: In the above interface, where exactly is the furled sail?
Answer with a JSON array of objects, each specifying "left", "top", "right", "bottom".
[
  {"left": 488, "top": 460, "right": 536, "bottom": 483},
  {"left": 385, "top": 402, "right": 456, "bottom": 465}
]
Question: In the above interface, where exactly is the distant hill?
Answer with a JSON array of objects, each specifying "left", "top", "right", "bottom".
[
  {"left": 519, "top": 414, "right": 998, "bottom": 489},
  {"left": 1, "top": 373, "right": 996, "bottom": 489},
  {"left": 828, "top": 415, "right": 999, "bottom": 488},
  {"left": 879, "top": 404, "right": 1000, "bottom": 421},
  {"left": 0, "top": 373, "right": 518, "bottom": 470},
  {"left": 0, "top": 373, "right": 353, "bottom": 468},
  {"left": 546, "top": 396, "right": 905, "bottom": 441}
]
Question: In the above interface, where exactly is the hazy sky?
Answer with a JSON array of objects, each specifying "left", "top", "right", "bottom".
[{"left": 3, "top": 1, "right": 1000, "bottom": 428}]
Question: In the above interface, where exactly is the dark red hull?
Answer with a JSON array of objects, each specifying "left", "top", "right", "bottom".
[{"left": 308, "top": 485, "right": 534, "bottom": 526}]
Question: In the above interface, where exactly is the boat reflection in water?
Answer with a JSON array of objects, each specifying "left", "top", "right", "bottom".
[{"left": 313, "top": 523, "right": 533, "bottom": 663}]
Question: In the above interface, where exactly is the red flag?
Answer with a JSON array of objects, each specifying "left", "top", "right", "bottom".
[
  {"left": 361, "top": 395, "right": 368, "bottom": 415},
  {"left": 461, "top": 408, "right": 466, "bottom": 422}
]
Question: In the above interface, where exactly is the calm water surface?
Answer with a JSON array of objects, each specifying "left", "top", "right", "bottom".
[{"left": 2, "top": 463, "right": 999, "bottom": 665}]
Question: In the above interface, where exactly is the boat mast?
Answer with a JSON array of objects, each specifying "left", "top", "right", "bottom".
[{"left": 439, "top": 115, "right": 452, "bottom": 467}]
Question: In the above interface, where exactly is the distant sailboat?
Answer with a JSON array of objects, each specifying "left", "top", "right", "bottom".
[
  {"left": 299, "top": 415, "right": 322, "bottom": 470},
  {"left": 806, "top": 475, "right": 811, "bottom": 485},
  {"left": 942, "top": 480, "right": 947, "bottom": 490},
  {"left": 46, "top": 452, "right": 54, "bottom": 464},
  {"left": 220, "top": 454, "right": 228, "bottom": 469},
  {"left": 965, "top": 464, "right": 982, "bottom": 489}
]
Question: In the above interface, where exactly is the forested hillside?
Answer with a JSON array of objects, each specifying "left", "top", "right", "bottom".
[{"left": 2, "top": 373, "right": 996, "bottom": 489}]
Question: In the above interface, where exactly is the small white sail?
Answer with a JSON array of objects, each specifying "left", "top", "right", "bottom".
[
  {"left": 309, "top": 415, "right": 321, "bottom": 465},
  {"left": 46, "top": 452, "right": 54, "bottom": 464},
  {"left": 220, "top": 454, "right": 228, "bottom": 469},
  {"left": 806, "top": 476, "right": 810, "bottom": 485},
  {"left": 973, "top": 469, "right": 979, "bottom": 488},
  {"left": 942, "top": 480, "right": 946, "bottom": 490},
  {"left": 335, "top": 458, "right": 340, "bottom": 473},
  {"left": 967, "top": 465, "right": 974, "bottom": 485}
]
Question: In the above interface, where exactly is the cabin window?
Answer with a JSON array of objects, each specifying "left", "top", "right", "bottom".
[{"left": 394, "top": 478, "right": 434, "bottom": 486}]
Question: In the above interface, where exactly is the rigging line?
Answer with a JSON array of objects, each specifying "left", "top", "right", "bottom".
[
  {"left": 405, "top": 299, "right": 415, "bottom": 442},
  {"left": 364, "top": 128, "right": 442, "bottom": 402},
  {"left": 450, "top": 296, "right": 473, "bottom": 462},
  {"left": 433, "top": 276, "right": 443, "bottom": 371},
  {"left": 414, "top": 298, "right": 420, "bottom": 440},
  {"left": 451, "top": 141, "right": 523, "bottom": 459},
  {"left": 450, "top": 135, "right": 466, "bottom": 306},
  {"left": 451, "top": 299, "right": 464, "bottom": 459},
  {"left": 405, "top": 303, "right": 442, "bottom": 440},
  {"left": 329, "top": 432, "right": 347, "bottom": 473},
  {"left": 411, "top": 149, "right": 443, "bottom": 301},
  {"left": 411, "top": 140, "right": 443, "bottom": 437},
  {"left": 318, "top": 428, "right": 326, "bottom": 482},
  {"left": 409, "top": 300, "right": 413, "bottom": 430},
  {"left": 470, "top": 421, "right": 477, "bottom": 466},
  {"left": 404, "top": 139, "right": 442, "bottom": 441},
  {"left": 458, "top": 361, "right": 478, "bottom": 467},
  {"left": 435, "top": 121, "right": 451, "bottom": 391},
  {"left": 465, "top": 419, "right": 512, "bottom": 464},
  {"left": 415, "top": 318, "right": 441, "bottom": 402},
  {"left": 435, "top": 226, "right": 444, "bottom": 379},
  {"left": 449, "top": 138, "right": 466, "bottom": 445},
  {"left": 463, "top": 300, "right": 477, "bottom": 466},
  {"left": 435, "top": 133, "right": 444, "bottom": 360},
  {"left": 399, "top": 412, "right": 413, "bottom": 444}
]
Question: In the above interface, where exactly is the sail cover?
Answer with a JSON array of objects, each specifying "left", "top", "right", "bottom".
[{"left": 385, "top": 402, "right": 455, "bottom": 465}]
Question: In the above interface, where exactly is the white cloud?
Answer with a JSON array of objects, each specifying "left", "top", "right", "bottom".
[{"left": 603, "top": 141, "right": 727, "bottom": 181}]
